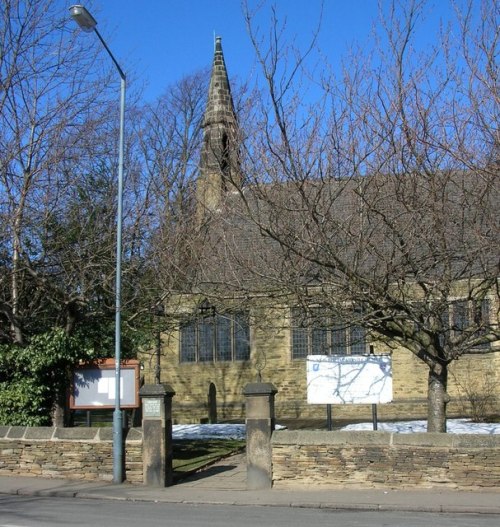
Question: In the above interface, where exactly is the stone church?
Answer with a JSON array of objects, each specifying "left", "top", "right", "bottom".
[{"left": 140, "top": 37, "right": 499, "bottom": 424}]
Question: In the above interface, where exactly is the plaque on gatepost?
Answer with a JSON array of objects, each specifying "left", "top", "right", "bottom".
[
  {"left": 143, "top": 397, "right": 162, "bottom": 418},
  {"left": 139, "top": 384, "right": 175, "bottom": 487}
]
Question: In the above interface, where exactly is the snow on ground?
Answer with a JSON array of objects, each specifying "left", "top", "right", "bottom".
[
  {"left": 172, "top": 419, "right": 499, "bottom": 440},
  {"left": 173, "top": 423, "right": 246, "bottom": 440},
  {"left": 341, "top": 418, "right": 500, "bottom": 434}
]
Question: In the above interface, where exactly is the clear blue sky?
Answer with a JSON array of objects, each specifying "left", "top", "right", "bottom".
[{"left": 67, "top": 0, "right": 459, "bottom": 103}]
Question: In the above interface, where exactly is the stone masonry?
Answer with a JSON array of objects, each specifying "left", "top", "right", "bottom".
[
  {"left": 271, "top": 430, "right": 500, "bottom": 489},
  {"left": 0, "top": 426, "right": 143, "bottom": 483},
  {"left": 144, "top": 301, "right": 499, "bottom": 423}
]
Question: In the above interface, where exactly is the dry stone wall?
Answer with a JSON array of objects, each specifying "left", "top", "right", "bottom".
[
  {"left": 271, "top": 430, "right": 500, "bottom": 489},
  {"left": 0, "top": 426, "right": 143, "bottom": 483}
]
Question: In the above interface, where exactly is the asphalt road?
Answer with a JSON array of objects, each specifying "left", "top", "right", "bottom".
[{"left": 0, "top": 496, "right": 499, "bottom": 527}]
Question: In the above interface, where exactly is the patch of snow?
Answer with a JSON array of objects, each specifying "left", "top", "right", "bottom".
[
  {"left": 172, "top": 419, "right": 499, "bottom": 439},
  {"left": 173, "top": 424, "right": 246, "bottom": 440},
  {"left": 341, "top": 418, "right": 500, "bottom": 434}
]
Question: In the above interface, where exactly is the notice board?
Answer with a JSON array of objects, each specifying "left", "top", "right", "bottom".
[
  {"left": 69, "top": 359, "right": 140, "bottom": 409},
  {"left": 307, "top": 354, "right": 393, "bottom": 405}
]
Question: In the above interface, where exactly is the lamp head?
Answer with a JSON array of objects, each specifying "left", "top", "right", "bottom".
[{"left": 69, "top": 5, "right": 97, "bottom": 32}]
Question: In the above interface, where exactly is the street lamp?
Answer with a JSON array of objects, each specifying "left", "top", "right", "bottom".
[{"left": 70, "top": 4, "right": 126, "bottom": 484}]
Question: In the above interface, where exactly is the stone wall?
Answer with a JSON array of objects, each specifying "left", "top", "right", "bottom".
[
  {"left": 0, "top": 426, "right": 143, "bottom": 483},
  {"left": 271, "top": 430, "right": 500, "bottom": 489}
]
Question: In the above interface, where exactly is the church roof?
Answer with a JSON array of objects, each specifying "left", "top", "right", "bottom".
[{"left": 187, "top": 39, "right": 499, "bottom": 306}]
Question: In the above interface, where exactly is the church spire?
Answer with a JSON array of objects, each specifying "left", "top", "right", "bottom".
[
  {"left": 198, "top": 36, "right": 240, "bottom": 216},
  {"left": 203, "top": 36, "right": 236, "bottom": 130}
]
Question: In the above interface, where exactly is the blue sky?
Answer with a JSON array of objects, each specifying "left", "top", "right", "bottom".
[{"left": 66, "top": 1, "right": 459, "bottom": 103}]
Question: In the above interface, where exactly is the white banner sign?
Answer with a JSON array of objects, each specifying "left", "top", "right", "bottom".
[{"left": 307, "top": 354, "right": 393, "bottom": 405}]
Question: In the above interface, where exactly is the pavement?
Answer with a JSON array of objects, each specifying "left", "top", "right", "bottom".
[{"left": 0, "top": 452, "right": 499, "bottom": 514}]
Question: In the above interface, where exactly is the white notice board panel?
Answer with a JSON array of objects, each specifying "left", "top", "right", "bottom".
[
  {"left": 69, "top": 359, "right": 140, "bottom": 409},
  {"left": 307, "top": 355, "right": 393, "bottom": 405}
]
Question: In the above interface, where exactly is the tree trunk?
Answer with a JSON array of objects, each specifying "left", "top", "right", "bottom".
[
  {"left": 10, "top": 222, "right": 24, "bottom": 345},
  {"left": 51, "top": 403, "right": 65, "bottom": 427},
  {"left": 51, "top": 366, "right": 73, "bottom": 427},
  {"left": 427, "top": 362, "right": 449, "bottom": 432},
  {"left": 52, "top": 385, "right": 72, "bottom": 427}
]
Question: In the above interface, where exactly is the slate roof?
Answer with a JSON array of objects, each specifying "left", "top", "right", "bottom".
[
  {"left": 186, "top": 37, "right": 500, "bottom": 308},
  {"left": 192, "top": 169, "right": 499, "bottom": 298}
]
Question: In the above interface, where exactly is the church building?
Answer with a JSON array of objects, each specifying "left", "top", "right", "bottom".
[{"left": 140, "top": 37, "right": 499, "bottom": 425}]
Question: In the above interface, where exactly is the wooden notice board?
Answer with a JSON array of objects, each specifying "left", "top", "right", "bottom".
[{"left": 69, "top": 359, "right": 140, "bottom": 409}]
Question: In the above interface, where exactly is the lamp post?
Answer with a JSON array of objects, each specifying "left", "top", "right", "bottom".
[{"left": 69, "top": 5, "right": 126, "bottom": 484}]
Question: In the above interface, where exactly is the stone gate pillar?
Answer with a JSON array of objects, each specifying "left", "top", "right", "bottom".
[
  {"left": 243, "top": 382, "right": 278, "bottom": 490},
  {"left": 139, "top": 383, "right": 175, "bottom": 487}
]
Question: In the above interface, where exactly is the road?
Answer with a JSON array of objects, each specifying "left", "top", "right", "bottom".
[{"left": 0, "top": 495, "right": 498, "bottom": 527}]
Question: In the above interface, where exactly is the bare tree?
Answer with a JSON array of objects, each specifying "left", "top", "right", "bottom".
[
  {"left": 228, "top": 0, "right": 499, "bottom": 432},
  {"left": 137, "top": 70, "right": 208, "bottom": 283},
  {"left": 0, "top": 0, "right": 120, "bottom": 344},
  {"left": 0, "top": 0, "right": 139, "bottom": 425}
]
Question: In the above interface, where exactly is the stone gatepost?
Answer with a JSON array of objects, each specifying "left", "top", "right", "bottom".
[
  {"left": 139, "top": 383, "right": 175, "bottom": 487},
  {"left": 243, "top": 382, "right": 278, "bottom": 490}
]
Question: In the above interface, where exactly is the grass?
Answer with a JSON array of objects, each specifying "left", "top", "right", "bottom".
[{"left": 172, "top": 439, "right": 245, "bottom": 481}]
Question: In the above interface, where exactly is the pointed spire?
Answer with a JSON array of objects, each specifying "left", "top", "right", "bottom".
[
  {"left": 197, "top": 36, "right": 241, "bottom": 218},
  {"left": 203, "top": 36, "right": 236, "bottom": 128}
]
